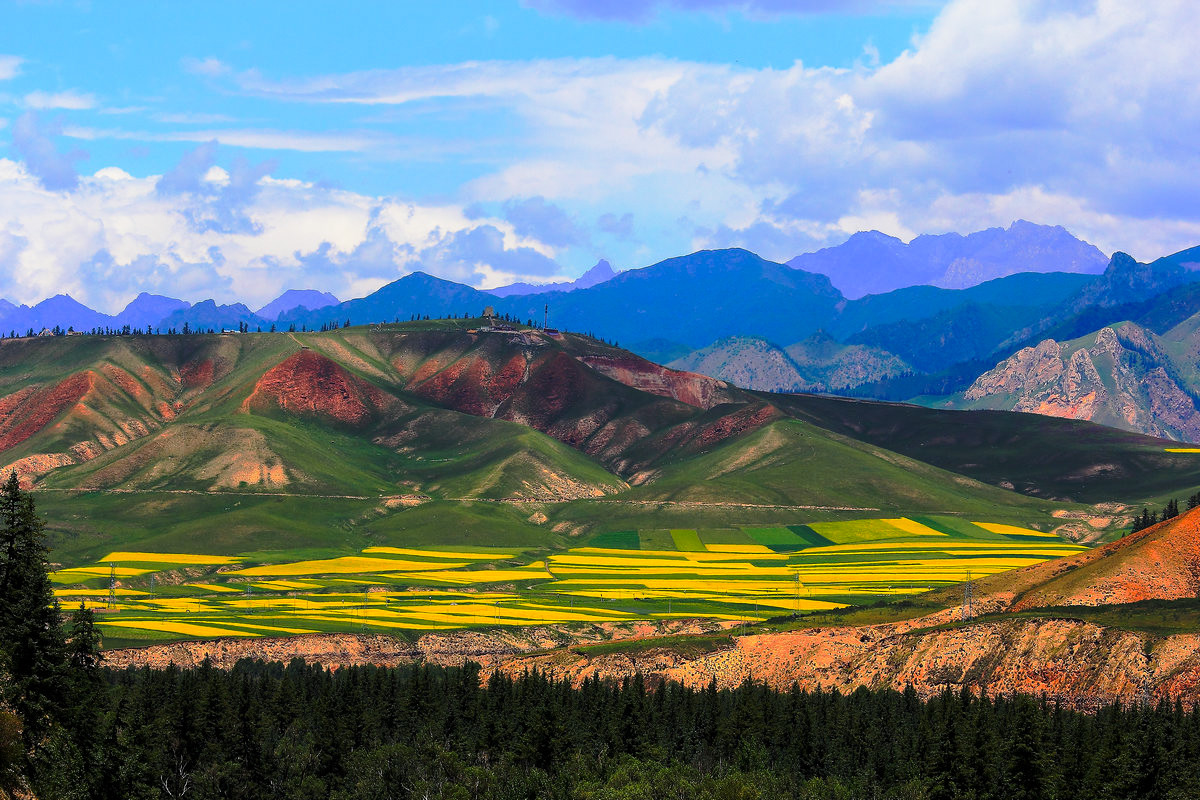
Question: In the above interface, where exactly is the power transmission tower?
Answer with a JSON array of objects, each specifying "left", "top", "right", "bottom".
[
  {"left": 108, "top": 562, "right": 117, "bottom": 610},
  {"left": 963, "top": 570, "right": 973, "bottom": 622}
]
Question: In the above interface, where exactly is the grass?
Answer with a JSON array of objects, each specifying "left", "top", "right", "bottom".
[
  {"left": 769, "top": 392, "right": 1200, "bottom": 506},
  {"left": 670, "top": 529, "right": 705, "bottom": 551}
]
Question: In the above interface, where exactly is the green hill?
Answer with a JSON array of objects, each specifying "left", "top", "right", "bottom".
[{"left": 5, "top": 322, "right": 1200, "bottom": 575}]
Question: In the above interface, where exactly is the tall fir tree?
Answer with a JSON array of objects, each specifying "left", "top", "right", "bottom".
[{"left": 0, "top": 471, "right": 68, "bottom": 751}]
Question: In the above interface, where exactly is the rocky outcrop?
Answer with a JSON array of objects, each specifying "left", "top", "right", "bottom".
[
  {"left": 964, "top": 324, "right": 1200, "bottom": 441},
  {"left": 668, "top": 334, "right": 909, "bottom": 394},
  {"left": 102, "top": 617, "right": 1200, "bottom": 712},
  {"left": 104, "top": 619, "right": 734, "bottom": 670}
]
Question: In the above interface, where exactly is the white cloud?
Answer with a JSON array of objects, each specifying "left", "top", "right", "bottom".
[
  {"left": 181, "top": 56, "right": 232, "bottom": 78},
  {"left": 24, "top": 90, "right": 97, "bottom": 110},
  {"left": 0, "top": 56, "right": 21, "bottom": 81},
  {"left": 4, "top": 0, "right": 1199, "bottom": 301},
  {"left": 0, "top": 156, "right": 570, "bottom": 312},
  {"left": 203, "top": 4, "right": 1195, "bottom": 265},
  {"left": 62, "top": 124, "right": 392, "bottom": 153},
  {"left": 153, "top": 112, "right": 236, "bottom": 124}
]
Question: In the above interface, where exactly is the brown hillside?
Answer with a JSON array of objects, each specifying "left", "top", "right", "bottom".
[
  {"left": 1008, "top": 509, "right": 1200, "bottom": 609},
  {"left": 915, "top": 508, "right": 1200, "bottom": 614}
]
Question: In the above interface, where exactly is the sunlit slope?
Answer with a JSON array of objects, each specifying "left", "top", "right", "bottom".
[{"left": 935, "top": 506, "right": 1200, "bottom": 612}]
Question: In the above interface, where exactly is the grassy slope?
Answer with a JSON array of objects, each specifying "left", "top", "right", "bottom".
[
  {"left": 768, "top": 392, "right": 1200, "bottom": 504},
  {"left": 620, "top": 419, "right": 1059, "bottom": 517}
]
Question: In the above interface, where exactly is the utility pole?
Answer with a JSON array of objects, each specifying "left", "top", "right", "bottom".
[
  {"left": 963, "top": 570, "right": 973, "bottom": 622},
  {"left": 108, "top": 562, "right": 117, "bottom": 610},
  {"left": 543, "top": 304, "right": 548, "bottom": 329}
]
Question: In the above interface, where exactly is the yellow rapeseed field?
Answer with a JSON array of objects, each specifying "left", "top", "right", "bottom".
[
  {"left": 231, "top": 556, "right": 471, "bottom": 576},
  {"left": 101, "top": 552, "right": 244, "bottom": 565}
]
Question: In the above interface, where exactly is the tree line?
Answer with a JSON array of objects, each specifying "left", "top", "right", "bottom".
[
  {"left": 4, "top": 473, "right": 1197, "bottom": 798},
  {"left": 1129, "top": 491, "right": 1200, "bottom": 533}
]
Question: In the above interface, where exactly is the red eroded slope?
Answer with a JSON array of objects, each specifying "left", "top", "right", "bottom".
[
  {"left": 243, "top": 350, "right": 392, "bottom": 426},
  {"left": 408, "top": 350, "right": 529, "bottom": 417},
  {"left": 0, "top": 372, "right": 93, "bottom": 453},
  {"left": 578, "top": 354, "right": 731, "bottom": 409},
  {"left": 180, "top": 359, "right": 214, "bottom": 390}
]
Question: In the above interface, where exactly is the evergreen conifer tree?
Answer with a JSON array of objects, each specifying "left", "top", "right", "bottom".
[{"left": 0, "top": 472, "right": 68, "bottom": 751}]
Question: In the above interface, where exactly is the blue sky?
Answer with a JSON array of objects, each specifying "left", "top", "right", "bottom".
[{"left": 0, "top": 0, "right": 1196, "bottom": 311}]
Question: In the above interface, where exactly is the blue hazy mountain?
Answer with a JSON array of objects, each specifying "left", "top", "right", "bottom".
[
  {"left": 283, "top": 272, "right": 490, "bottom": 329},
  {"left": 500, "top": 248, "right": 843, "bottom": 348},
  {"left": 113, "top": 293, "right": 191, "bottom": 330},
  {"left": 486, "top": 259, "right": 617, "bottom": 298},
  {"left": 789, "top": 220, "right": 1108, "bottom": 299},
  {"left": 256, "top": 289, "right": 340, "bottom": 321},
  {"left": 160, "top": 300, "right": 269, "bottom": 332},
  {"left": 0, "top": 294, "right": 110, "bottom": 334}
]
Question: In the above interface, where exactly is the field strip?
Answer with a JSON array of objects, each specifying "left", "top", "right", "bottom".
[{"left": 59, "top": 515, "right": 1088, "bottom": 646}]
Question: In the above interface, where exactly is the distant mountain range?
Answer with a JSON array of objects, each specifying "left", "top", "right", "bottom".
[
  {"left": 255, "top": 289, "right": 340, "bottom": 321},
  {"left": 1, "top": 221, "right": 1098, "bottom": 338},
  {"left": 789, "top": 220, "right": 1109, "bottom": 299},
  {"left": 0, "top": 288, "right": 341, "bottom": 335},
  {"left": 9, "top": 220, "right": 1200, "bottom": 441},
  {"left": 486, "top": 259, "right": 617, "bottom": 297}
]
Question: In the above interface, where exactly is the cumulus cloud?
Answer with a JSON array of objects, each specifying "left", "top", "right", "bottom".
[
  {"left": 417, "top": 224, "right": 561, "bottom": 285},
  {"left": 156, "top": 140, "right": 219, "bottom": 195},
  {"left": 598, "top": 212, "right": 634, "bottom": 239},
  {"left": 503, "top": 196, "right": 584, "bottom": 247},
  {"left": 154, "top": 141, "right": 276, "bottom": 233},
  {"left": 11, "top": 112, "right": 87, "bottom": 191},
  {"left": 0, "top": 157, "right": 568, "bottom": 311},
  {"left": 235, "top": 0, "right": 1197, "bottom": 261},
  {"left": 181, "top": 56, "right": 232, "bottom": 78}
]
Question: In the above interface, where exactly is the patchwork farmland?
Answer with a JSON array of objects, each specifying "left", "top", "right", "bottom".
[{"left": 51, "top": 517, "right": 1084, "bottom": 647}]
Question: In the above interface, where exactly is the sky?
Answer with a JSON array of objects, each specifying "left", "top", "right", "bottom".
[{"left": 0, "top": 0, "right": 1197, "bottom": 312}]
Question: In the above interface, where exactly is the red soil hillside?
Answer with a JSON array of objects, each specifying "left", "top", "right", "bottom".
[
  {"left": 380, "top": 331, "right": 829, "bottom": 476},
  {"left": 577, "top": 354, "right": 734, "bottom": 409},
  {"left": 0, "top": 372, "right": 93, "bottom": 452},
  {"left": 243, "top": 350, "right": 395, "bottom": 427}
]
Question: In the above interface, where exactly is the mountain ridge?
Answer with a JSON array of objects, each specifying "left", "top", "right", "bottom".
[{"left": 789, "top": 220, "right": 1108, "bottom": 299}]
